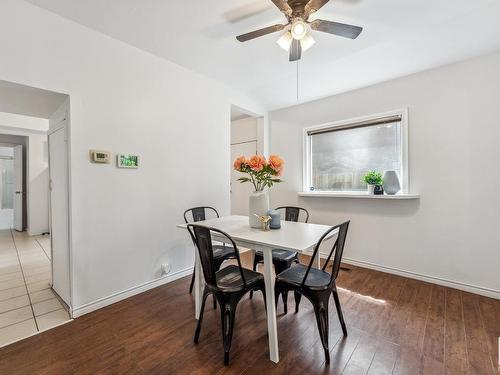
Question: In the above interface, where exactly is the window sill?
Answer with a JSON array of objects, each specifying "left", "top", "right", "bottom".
[{"left": 298, "top": 191, "right": 420, "bottom": 200}]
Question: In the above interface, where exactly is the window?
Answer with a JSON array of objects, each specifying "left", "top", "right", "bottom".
[{"left": 303, "top": 110, "right": 408, "bottom": 193}]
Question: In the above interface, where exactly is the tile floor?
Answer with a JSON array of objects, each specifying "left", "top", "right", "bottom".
[
  {"left": 0, "top": 209, "right": 13, "bottom": 230},
  {"left": 0, "top": 229, "right": 70, "bottom": 347}
]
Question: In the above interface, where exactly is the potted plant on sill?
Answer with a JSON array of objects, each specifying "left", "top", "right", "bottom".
[
  {"left": 233, "top": 154, "right": 284, "bottom": 228},
  {"left": 362, "top": 170, "right": 383, "bottom": 195}
]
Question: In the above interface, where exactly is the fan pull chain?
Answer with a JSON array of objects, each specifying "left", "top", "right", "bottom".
[{"left": 296, "top": 60, "right": 299, "bottom": 100}]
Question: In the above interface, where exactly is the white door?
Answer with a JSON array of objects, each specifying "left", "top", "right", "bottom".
[
  {"left": 230, "top": 141, "right": 257, "bottom": 215},
  {"left": 13, "top": 145, "right": 23, "bottom": 231},
  {"left": 48, "top": 126, "right": 71, "bottom": 306}
]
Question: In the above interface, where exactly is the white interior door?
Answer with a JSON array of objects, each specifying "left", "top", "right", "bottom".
[
  {"left": 230, "top": 141, "right": 257, "bottom": 215},
  {"left": 13, "top": 145, "right": 23, "bottom": 231},
  {"left": 48, "top": 126, "right": 71, "bottom": 306}
]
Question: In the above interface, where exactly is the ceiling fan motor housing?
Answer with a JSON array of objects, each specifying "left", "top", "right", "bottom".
[{"left": 288, "top": 0, "right": 310, "bottom": 19}]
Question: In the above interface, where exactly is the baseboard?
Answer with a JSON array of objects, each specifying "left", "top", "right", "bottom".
[
  {"left": 342, "top": 257, "right": 500, "bottom": 300},
  {"left": 72, "top": 267, "right": 193, "bottom": 318}
]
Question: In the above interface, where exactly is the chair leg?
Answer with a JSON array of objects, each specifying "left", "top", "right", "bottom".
[
  {"left": 260, "top": 285, "right": 267, "bottom": 313},
  {"left": 189, "top": 269, "right": 195, "bottom": 294},
  {"left": 249, "top": 254, "right": 259, "bottom": 300},
  {"left": 214, "top": 258, "right": 224, "bottom": 308},
  {"left": 282, "top": 291, "right": 289, "bottom": 314},
  {"left": 294, "top": 291, "right": 302, "bottom": 313},
  {"left": 274, "top": 262, "right": 290, "bottom": 314},
  {"left": 194, "top": 288, "right": 210, "bottom": 343},
  {"left": 274, "top": 282, "right": 283, "bottom": 309},
  {"left": 332, "top": 286, "right": 347, "bottom": 337},
  {"left": 312, "top": 291, "right": 331, "bottom": 364},
  {"left": 221, "top": 300, "right": 237, "bottom": 366}
]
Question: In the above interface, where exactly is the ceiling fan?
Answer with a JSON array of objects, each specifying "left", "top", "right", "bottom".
[{"left": 236, "top": 0, "right": 363, "bottom": 62}]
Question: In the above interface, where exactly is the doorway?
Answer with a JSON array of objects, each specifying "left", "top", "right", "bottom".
[
  {"left": 0, "top": 80, "right": 70, "bottom": 347},
  {"left": 230, "top": 106, "right": 264, "bottom": 216},
  {"left": 0, "top": 146, "right": 14, "bottom": 229}
]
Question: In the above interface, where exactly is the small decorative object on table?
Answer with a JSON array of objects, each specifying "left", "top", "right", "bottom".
[
  {"left": 268, "top": 209, "right": 281, "bottom": 229},
  {"left": 233, "top": 154, "right": 284, "bottom": 228},
  {"left": 254, "top": 214, "right": 272, "bottom": 231},
  {"left": 374, "top": 185, "right": 384, "bottom": 195},
  {"left": 362, "top": 170, "right": 383, "bottom": 195},
  {"left": 383, "top": 170, "right": 401, "bottom": 195}
]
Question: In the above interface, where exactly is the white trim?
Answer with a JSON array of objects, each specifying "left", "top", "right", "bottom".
[
  {"left": 342, "top": 257, "right": 500, "bottom": 300},
  {"left": 298, "top": 192, "right": 419, "bottom": 199},
  {"left": 0, "top": 125, "right": 47, "bottom": 135},
  {"left": 302, "top": 108, "right": 409, "bottom": 194},
  {"left": 72, "top": 267, "right": 193, "bottom": 318}
]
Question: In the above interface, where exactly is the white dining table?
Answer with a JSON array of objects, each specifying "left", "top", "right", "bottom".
[{"left": 177, "top": 215, "right": 337, "bottom": 363}]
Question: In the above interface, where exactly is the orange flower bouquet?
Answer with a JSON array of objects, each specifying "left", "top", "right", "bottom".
[{"left": 233, "top": 154, "right": 284, "bottom": 192}]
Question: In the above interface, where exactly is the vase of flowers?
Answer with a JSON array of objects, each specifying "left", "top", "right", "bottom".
[
  {"left": 233, "top": 154, "right": 284, "bottom": 228},
  {"left": 362, "top": 170, "right": 383, "bottom": 195}
]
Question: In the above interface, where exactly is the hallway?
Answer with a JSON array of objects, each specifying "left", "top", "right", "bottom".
[{"left": 0, "top": 229, "right": 70, "bottom": 347}]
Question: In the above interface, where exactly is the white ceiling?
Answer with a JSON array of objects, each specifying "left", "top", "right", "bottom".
[{"left": 26, "top": 0, "right": 500, "bottom": 110}]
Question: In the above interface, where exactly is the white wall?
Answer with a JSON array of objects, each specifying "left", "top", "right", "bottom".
[
  {"left": 231, "top": 117, "right": 257, "bottom": 145},
  {"left": 0, "top": 0, "right": 265, "bottom": 313},
  {"left": 270, "top": 51, "right": 500, "bottom": 298}
]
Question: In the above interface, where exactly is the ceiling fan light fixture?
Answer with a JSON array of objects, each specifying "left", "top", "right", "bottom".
[
  {"left": 291, "top": 19, "right": 307, "bottom": 40},
  {"left": 300, "top": 33, "right": 316, "bottom": 51},
  {"left": 277, "top": 31, "right": 293, "bottom": 51}
]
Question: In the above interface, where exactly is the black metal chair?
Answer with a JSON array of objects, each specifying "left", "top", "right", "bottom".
[
  {"left": 274, "top": 221, "right": 350, "bottom": 364},
  {"left": 188, "top": 224, "right": 266, "bottom": 366},
  {"left": 184, "top": 207, "right": 236, "bottom": 296},
  {"left": 250, "top": 206, "right": 310, "bottom": 313}
]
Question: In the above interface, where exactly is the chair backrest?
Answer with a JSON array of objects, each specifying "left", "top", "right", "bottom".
[
  {"left": 301, "top": 221, "right": 350, "bottom": 287},
  {"left": 184, "top": 207, "right": 219, "bottom": 247},
  {"left": 184, "top": 206, "right": 219, "bottom": 224},
  {"left": 187, "top": 224, "right": 246, "bottom": 291},
  {"left": 276, "top": 206, "right": 310, "bottom": 223}
]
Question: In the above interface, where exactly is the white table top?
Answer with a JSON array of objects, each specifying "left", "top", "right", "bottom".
[{"left": 177, "top": 215, "right": 336, "bottom": 252}]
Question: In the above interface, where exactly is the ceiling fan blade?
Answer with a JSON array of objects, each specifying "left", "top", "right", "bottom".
[
  {"left": 305, "top": 0, "right": 330, "bottom": 17},
  {"left": 289, "top": 39, "right": 302, "bottom": 62},
  {"left": 236, "top": 24, "right": 287, "bottom": 42},
  {"left": 310, "top": 19, "right": 363, "bottom": 39},
  {"left": 270, "top": 0, "right": 293, "bottom": 16}
]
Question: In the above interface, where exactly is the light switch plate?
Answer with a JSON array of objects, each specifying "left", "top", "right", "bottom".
[{"left": 90, "top": 150, "right": 110, "bottom": 164}]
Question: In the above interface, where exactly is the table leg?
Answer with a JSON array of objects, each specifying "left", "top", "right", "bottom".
[
  {"left": 194, "top": 251, "right": 203, "bottom": 319},
  {"left": 262, "top": 246, "right": 279, "bottom": 363},
  {"left": 314, "top": 249, "right": 321, "bottom": 269}
]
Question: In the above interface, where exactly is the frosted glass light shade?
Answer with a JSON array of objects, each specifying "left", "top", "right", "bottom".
[
  {"left": 277, "top": 31, "right": 293, "bottom": 51},
  {"left": 300, "top": 33, "right": 315, "bottom": 51},
  {"left": 291, "top": 20, "right": 307, "bottom": 40}
]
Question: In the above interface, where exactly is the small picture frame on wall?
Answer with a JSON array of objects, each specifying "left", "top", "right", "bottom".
[{"left": 117, "top": 154, "right": 139, "bottom": 169}]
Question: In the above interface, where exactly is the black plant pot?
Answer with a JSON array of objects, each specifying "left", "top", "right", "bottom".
[{"left": 374, "top": 185, "right": 384, "bottom": 195}]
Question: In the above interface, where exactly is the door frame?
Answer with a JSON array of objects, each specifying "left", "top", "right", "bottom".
[
  {"left": 0, "top": 139, "right": 28, "bottom": 230},
  {"left": 47, "top": 106, "right": 73, "bottom": 316},
  {"left": 13, "top": 145, "right": 23, "bottom": 231}
]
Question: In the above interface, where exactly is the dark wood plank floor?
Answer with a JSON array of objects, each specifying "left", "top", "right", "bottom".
[{"left": 0, "top": 254, "right": 498, "bottom": 375}]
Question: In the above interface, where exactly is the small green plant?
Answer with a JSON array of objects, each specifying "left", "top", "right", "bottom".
[{"left": 362, "top": 170, "right": 383, "bottom": 185}]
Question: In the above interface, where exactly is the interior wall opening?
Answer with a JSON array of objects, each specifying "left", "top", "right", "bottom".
[
  {"left": 230, "top": 105, "right": 264, "bottom": 216},
  {"left": 0, "top": 79, "right": 70, "bottom": 346}
]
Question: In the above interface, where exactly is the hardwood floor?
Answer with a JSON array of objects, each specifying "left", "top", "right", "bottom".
[{"left": 0, "top": 254, "right": 498, "bottom": 375}]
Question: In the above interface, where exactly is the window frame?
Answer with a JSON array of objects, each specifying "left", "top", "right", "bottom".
[{"left": 302, "top": 108, "right": 409, "bottom": 194}]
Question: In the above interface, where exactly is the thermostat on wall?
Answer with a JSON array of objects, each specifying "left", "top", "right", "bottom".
[{"left": 90, "top": 150, "right": 110, "bottom": 164}]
